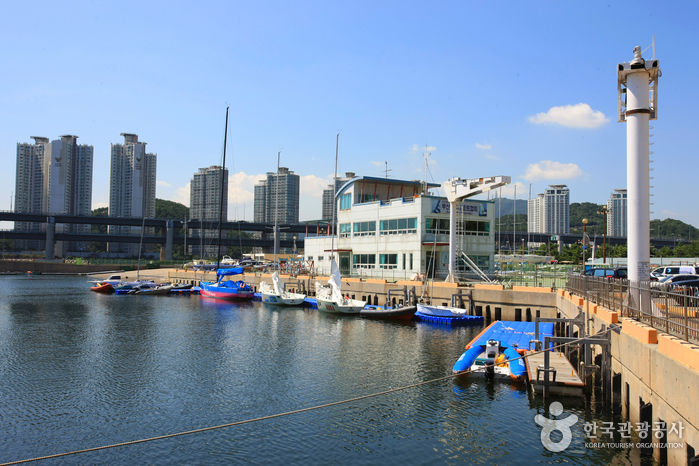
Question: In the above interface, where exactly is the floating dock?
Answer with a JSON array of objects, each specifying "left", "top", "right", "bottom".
[
  {"left": 465, "top": 321, "right": 554, "bottom": 350},
  {"left": 415, "top": 313, "right": 483, "bottom": 326},
  {"left": 525, "top": 350, "right": 584, "bottom": 396}
]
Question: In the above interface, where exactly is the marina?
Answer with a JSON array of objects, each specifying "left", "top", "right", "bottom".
[{"left": 0, "top": 275, "right": 643, "bottom": 465}]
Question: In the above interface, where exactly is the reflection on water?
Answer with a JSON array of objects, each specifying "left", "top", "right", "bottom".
[{"left": 0, "top": 276, "right": 640, "bottom": 465}]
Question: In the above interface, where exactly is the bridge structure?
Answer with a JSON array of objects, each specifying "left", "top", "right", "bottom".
[
  {"left": 0, "top": 212, "right": 327, "bottom": 260},
  {"left": 0, "top": 212, "right": 686, "bottom": 260}
]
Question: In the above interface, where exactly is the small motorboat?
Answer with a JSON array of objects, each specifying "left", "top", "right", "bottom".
[
  {"left": 415, "top": 303, "right": 483, "bottom": 325},
  {"left": 129, "top": 283, "right": 174, "bottom": 295},
  {"left": 90, "top": 282, "right": 115, "bottom": 294},
  {"left": 315, "top": 261, "right": 365, "bottom": 314},
  {"left": 200, "top": 268, "right": 255, "bottom": 301},
  {"left": 260, "top": 272, "right": 306, "bottom": 305},
  {"left": 359, "top": 305, "right": 417, "bottom": 321}
]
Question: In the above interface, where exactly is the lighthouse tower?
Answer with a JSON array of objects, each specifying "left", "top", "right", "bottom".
[{"left": 617, "top": 46, "right": 661, "bottom": 284}]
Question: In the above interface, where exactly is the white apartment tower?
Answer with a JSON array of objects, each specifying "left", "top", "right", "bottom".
[
  {"left": 253, "top": 167, "right": 300, "bottom": 253},
  {"left": 527, "top": 185, "right": 570, "bottom": 234},
  {"left": 189, "top": 166, "right": 228, "bottom": 258},
  {"left": 607, "top": 189, "right": 628, "bottom": 237},
  {"left": 14, "top": 135, "right": 93, "bottom": 255},
  {"left": 322, "top": 172, "right": 356, "bottom": 221},
  {"left": 108, "top": 133, "right": 157, "bottom": 256}
]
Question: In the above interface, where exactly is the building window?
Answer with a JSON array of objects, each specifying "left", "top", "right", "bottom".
[
  {"left": 339, "top": 223, "right": 351, "bottom": 238},
  {"left": 410, "top": 253, "right": 413, "bottom": 270},
  {"left": 307, "top": 256, "right": 313, "bottom": 261},
  {"left": 380, "top": 217, "right": 417, "bottom": 235},
  {"left": 379, "top": 254, "right": 398, "bottom": 269},
  {"left": 318, "top": 256, "right": 324, "bottom": 261},
  {"left": 457, "top": 220, "right": 490, "bottom": 236},
  {"left": 353, "top": 254, "right": 376, "bottom": 269},
  {"left": 358, "top": 194, "right": 378, "bottom": 203},
  {"left": 340, "top": 193, "right": 352, "bottom": 210},
  {"left": 425, "top": 217, "right": 450, "bottom": 235},
  {"left": 353, "top": 221, "right": 376, "bottom": 236}
]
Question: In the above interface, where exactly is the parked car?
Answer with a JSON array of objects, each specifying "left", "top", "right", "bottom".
[
  {"left": 583, "top": 267, "right": 628, "bottom": 279},
  {"left": 650, "top": 274, "right": 699, "bottom": 288}
]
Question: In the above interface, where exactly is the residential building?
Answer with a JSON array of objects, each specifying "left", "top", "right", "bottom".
[
  {"left": 14, "top": 135, "right": 93, "bottom": 255},
  {"left": 607, "top": 189, "right": 628, "bottom": 237},
  {"left": 527, "top": 185, "right": 570, "bottom": 234},
  {"left": 321, "top": 172, "right": 356, "bottom": 221},
  {"left": 108, "top": 133, "right": 157, "bottom": 256},
  {"left": 253, "top": 167, "right": 300, "bottom": 253},
  {"left": 189, "top": 166, "right": 228, "bottom": 258},
  {"left": 303, "top": 176, "right": 495, "bottom": 280}
]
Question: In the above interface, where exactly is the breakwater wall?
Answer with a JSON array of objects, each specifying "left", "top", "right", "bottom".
[{"left": 0, "top": 259, "right": 122, "bottom": 274}]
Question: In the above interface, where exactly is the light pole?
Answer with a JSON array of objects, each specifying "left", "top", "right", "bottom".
[
  {"left": 582, "top": 218, "right": 589, "bottom": 270},
  {"left": 597, "top": 205, "right": 611, "bottom": 264},
  {"left": 293, "top": 235, "right": 297, "bottom": 256}
]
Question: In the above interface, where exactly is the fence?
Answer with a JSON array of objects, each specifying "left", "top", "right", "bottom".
[{"left": 566, "top": 273, "right": 699, "bottom": 344}]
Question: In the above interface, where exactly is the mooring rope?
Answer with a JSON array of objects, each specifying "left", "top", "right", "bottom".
[{"left": 0, "top": 326, "right": 614, "bottom": 466}]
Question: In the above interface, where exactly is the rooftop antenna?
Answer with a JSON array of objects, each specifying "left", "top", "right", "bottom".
[
  {"left": 383, "top": 161, "right": 392, "bottom": 178},
  {"left": 422, "top": 148, "right": 431, "bottom": 195}
]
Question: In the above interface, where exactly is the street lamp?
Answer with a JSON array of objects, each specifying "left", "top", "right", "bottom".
[
  {"left": 293, "top": 235, "right": 297, "bottom": 255},
  {"left": 597, "top": 206, "right": 611, "bottom": 264},
  {"left": 582, "top": 218, "right": 589, "bottom": 269}
]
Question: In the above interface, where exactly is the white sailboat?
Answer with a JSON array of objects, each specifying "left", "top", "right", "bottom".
[
  {"left": 260, "top": 272, "right": 306, "bottom": 306},
  {"left": 316, "top": 259, "right": 365, "bottom": 314}
]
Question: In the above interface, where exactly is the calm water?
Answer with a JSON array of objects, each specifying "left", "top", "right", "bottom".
[{"left": 0, "top": 276, "right": 647, "bottom": 465}]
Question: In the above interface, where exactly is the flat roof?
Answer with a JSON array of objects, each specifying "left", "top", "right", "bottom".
[{"left": 336, "top": 176, "right": 440, "bottom": 198}]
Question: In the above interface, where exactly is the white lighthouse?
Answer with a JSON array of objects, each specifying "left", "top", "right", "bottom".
[{"left": 617, "top": 45, "right": 661, "bottom": 284}]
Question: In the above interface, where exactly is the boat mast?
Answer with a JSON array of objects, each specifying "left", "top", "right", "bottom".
[
  {"left": 330, "top": 133, "right": 339, "bottom": 267},
  {"left": 216, "top": 107, "right": 229, "bottom": 271},
  {"left": 274, "top": 151, "right": 280, "bottom": 265}
]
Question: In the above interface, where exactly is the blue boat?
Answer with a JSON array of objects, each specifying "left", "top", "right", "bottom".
[
  {"left": 200, "top": 268, "right": 254, "bottom": 301},
  {"left": 452, "top": 321, "right": 554, "bottom": 381},
  {"left": 415, "top": 303, "right": 483, "bottom": 325}
]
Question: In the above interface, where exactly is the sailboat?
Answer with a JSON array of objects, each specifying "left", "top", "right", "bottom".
[
  {"left": 259, "top": 272, "right": 306, "bottom": 305},
  {"left": 316, "top": 259, "right": 365, "bottom": 314},
  {"left": 199, "top": 108, "right": 254, "bottom": 301}
]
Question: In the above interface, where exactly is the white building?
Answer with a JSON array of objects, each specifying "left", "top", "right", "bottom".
[
  {"left": 14, "top": 135, "right": 93, "bottom": 255},
  {"left": 607, "top": 189, "right": 627, "bottom": 237},
  {"left": 108, "top": 133, "right": 157, "bottom": 256},
  {"left": 321, "top": 172, "right": 355, "bottom": 221},
  {"left": 527, "top": 185, "right": 570, "bottom": 234},
  {"left": 189, "top": 165, "right": 228, "bottom": 258},
  {"left": 303, "top": 176, "right": 495, "bottom": 280}
]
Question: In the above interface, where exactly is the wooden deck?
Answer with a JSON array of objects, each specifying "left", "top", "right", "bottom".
[{"left": 525, "top": 350, "right": 585, "bottom": 396}]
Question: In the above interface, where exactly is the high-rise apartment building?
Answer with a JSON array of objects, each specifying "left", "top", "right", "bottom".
[
  {"left": 607, "top": 189, "right": 628, "bottom": 237},
  {"left": 108, "top": 133, "right": 157, "bottom": 256},
  {"left": 321, "top": 172, "right": 355, "bottom": 221},
  {"left": 14, "top": 135, "right": 93, "bottom": 255},
  {"left": 253, "top": 167, "right": 300, "bottom": 253},
  {"left": 189, "top": 166, "right": 228, "bottom": 258},
  {"left": 527, "top": 185, "right": 570, "bottom": 234}
]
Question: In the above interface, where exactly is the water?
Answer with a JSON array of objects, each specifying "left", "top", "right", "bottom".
[{"left": 0, "top": 276, "right": 648, "bottom": 465}]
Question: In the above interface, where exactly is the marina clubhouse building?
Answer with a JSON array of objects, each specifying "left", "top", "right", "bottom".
[{"left": 303, "top": 176, "right": 495, "bottom": 280}]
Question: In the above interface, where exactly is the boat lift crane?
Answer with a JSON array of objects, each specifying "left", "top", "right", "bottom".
[{"left": 442, "top": 176, "right": 511, "bottom": 283}]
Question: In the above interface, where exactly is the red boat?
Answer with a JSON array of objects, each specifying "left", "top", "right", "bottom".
[{"left": 91, "top": 282, "right": 115, "bottom": 294}]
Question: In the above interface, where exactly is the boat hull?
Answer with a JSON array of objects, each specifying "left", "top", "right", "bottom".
[
  {"left": 200, "top": 281, "right": 254, "bottom": 301},
  {"left": 317, "top": 298, "right": 365, "bottom": 314},
  {"left": 90, "top": 283, "right": 114, "bottom": 294},
  {"left": 359, "top": 305, "right": 416, "bottom": 321},
  {"left": 261, "top": 292, "right": 305, "bottom": 306},
  {"left": 416, "top": 303, "right": 467, "bottom": 317}
]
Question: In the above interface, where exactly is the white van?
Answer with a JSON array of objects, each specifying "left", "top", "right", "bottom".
[{"left": 651, "top": 266, "right": 699, "bottom": 279}]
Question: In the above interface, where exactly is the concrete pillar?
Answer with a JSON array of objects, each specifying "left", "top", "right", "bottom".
[
  {"left": 45, "top": 218, "right": 55, "bottom": 260},
  {"left": 165, "top": 220, "right": 174, "bottom": 261}
]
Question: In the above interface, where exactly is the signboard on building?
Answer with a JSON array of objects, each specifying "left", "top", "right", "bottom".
[{"left": 431, "top": 200, "right": 488, "bottom": 216}]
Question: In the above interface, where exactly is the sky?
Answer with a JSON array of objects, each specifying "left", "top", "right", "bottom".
[{"left": 2, "top": 1, "right": 698, "bottom": 229}]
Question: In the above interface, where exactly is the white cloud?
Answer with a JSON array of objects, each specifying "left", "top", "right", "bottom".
[
  {"left": 300, "top": 174, "right": 333, "bottom": 197},
  {"left": 523, "top": 160, "right": 583, "bottom": 181},
  {"left": 475, "top": 143, "right": 492, "bottom": 150},
  {"left": 93, "top": 201, "right": 108, "bottom": 209},
  {"left": 156, "top": 180, "right": 172, "bottom": 187},
  {"left": 497, "top": 182, "right": 527, "bottom": 198},
  {"left": 528, "top": 103, "right": 609, "bottom": 128},
  {"left": 174, "top": 183, "right": 191, "bottom": 207},
  {"left": 370, "top": 160, "right": 383, "bottom": 167},
  {"left": 485, "top": 154, "right": 501, "bottom": 161}
]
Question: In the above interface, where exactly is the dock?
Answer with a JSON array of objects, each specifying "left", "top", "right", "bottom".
[{"left": 525, "top": 350, "right": 584, "bottom": 396}]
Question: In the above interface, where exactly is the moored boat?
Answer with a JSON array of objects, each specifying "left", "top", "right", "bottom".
[
  {"left": 260, "top": 272, "right": 306, "bottom": 305},
  {"left": 128, "top": 283, "right": 175, "bottom": 295},
  {"left": 90, "top": 282, "right": 114, "bottom": 294},
  {"left": 415, "top": 303, "right": 483, "bottom": 325},
  {"left": 200, "top": 268, "right": 255, "bottom": 301},
  {"left": 359, "top": 305, "right": 417, "bottom": 321},
  {"left": 315, "top": 261, "right": 365, "bottom": 314}
]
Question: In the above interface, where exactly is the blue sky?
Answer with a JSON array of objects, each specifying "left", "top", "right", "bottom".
[{"left": 2, "top": 1, "right": 697, "bottom": 228}]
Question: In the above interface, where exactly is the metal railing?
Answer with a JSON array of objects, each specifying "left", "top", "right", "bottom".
[{"left": 567, "top": 273, "right": 699, "bottom": 344}]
